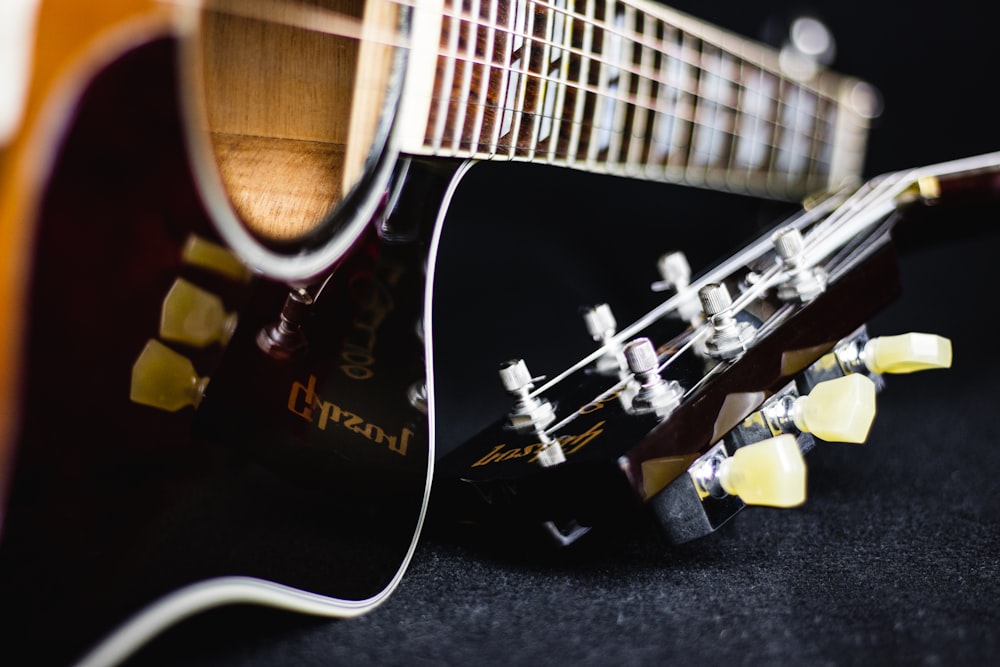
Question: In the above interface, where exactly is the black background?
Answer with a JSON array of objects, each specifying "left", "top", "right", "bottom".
[{"left": 124, "top": 1, "right": 999, "bottom": 665}]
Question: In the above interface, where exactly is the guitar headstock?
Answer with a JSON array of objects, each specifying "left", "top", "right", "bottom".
[{"left": 434, "top": 153, "right": 1000, "bottom": 547}]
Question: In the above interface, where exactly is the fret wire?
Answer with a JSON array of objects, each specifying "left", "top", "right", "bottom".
[
  {"left": 418, "top": 30, "right": 815, "bottom": 150},
  {"left": 468, "top": 0, "right": 498, "bottom": 152},
  {"left": 645, "top": 20, "right": 671, "bottom": 169},
  {"left": 506, "top": 0, "right": 537, "bottom": 158},
  {"left": 527, "top": 0, "right": 556, "bottom": 158},
  {"left": 567, "top": 0, "right": 594, "bottom": 161},
  {"left": 544, "top": 0, "right": 574, "bottom": 161},
  {"left": 439, "top": 91, "right": 835, "bottom": 174},
  {"left": 488, "top": 0, "right": 519, "bottom": 152},
  {"left": 728, "top": 58, "right": 751, "bottom": 187},
  {"left": 414, "top": 0, "right": 837, "bottom": 176},
  {"left": 625, "top": 9, "right": 654, "bottom": 171},
  {"left": 666, "top": 31, "right": 698, "bottom": 173},
  {"left": 431, "top": 0, "right": 463, "bottom": 151},
  {"left": 434, "top": 0, "right": 802, "bottom": 105},
  {"left": 606, "top": 2, "right": 632, "bottom": 165},
  {"left": 585, "top": 0, "right": 610, "bottom": 164},
  {"left": 449, "top": 0, "right": 482, "bottom": 151},
  {"left": 426, "top": 73, "right": 840, "bottom": 171}
]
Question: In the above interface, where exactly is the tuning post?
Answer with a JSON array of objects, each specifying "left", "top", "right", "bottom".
[
  {"left": 582, "top": 303, "right": 623, "bottom": 373},
  {"left": 651, "top": 251, "right": 702, "bottom": 325},
  {"left": 499, "top": 359, "right": 556, "bottom": 429},
  {"left": 257, "top": 287, "right": 313, "bottom": 359},
  {"left": 699, "top": 282, "right": 755, "bottom": 359},
  {"left": 772, "top": 225, "right": 827, "bottom": 302},
  {"left": 623, "top": 337, "right": 683, "bottom": 415}
]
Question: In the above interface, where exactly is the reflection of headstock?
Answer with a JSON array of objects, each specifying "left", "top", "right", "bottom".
[{"left": 435, "top": 153, "right": 998, "bottom": 547}]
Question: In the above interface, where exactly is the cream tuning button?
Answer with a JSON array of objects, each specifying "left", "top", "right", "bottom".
[
  {"left": 716, "top": 434, "right": 807, "bottom": 508},
  {"left": 130, "top": 339, "right": 209, "bottom": 412},
  {"left": 791, "top": 373, "right": 877, "bottom": 443},
  {"left": 181, "top": 234, "right": 251, "bottom": 282},
  {"left": 160, "top": 279, "right": 238, "bottom": 347},
  {"left": 862, "top": 332, "right": 952, "bottom": 374}
]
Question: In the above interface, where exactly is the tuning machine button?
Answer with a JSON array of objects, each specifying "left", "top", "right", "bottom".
[
  {"left": 130, "top": 339, "right": 209, "bottom": 412},
  {"left": 699, "top": 282, "right": 755, "bottom": 359},
  {"left": 182, "top": 234, "right": 251, "bottom": 282},
  {"left": 623, "top": 337, "right": 683, "bottom": 415},
  {"left": 691, "top": 435, "right": 806, "bottom": 507},
  {"left": 767, "top": 373, "right": 877, "bottom": 443},
  {"left": 848, "top": 332, "right": 952, "bottom": 375},
  {"left": 160, "top": 278, "right": 238, "bottom": 348}
]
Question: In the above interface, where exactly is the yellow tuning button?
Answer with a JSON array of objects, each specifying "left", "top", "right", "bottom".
[
  {"left": 862, "top": 332, "right": 952, "bottom": 374},
  {"left": 791, "top": 373, "right": 877, "bottom": 443},
  {"left": 182, "top": 234, "right": 251, "bottom": 282},
  {"left": 130, "top": 339, "right": 209, "bottom": 411},
  {"left": 160, "top": 278, "right": 237, "bottom": 347},
  {"left": 717, "top": 435, "right": 807, "bottom": 507}
]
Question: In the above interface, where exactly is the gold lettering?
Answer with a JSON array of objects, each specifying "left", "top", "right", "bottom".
[
  {"left": 317, "top": 400, "right": 343, "bottom": 430},
  {"left": 471, "top": 421, "right": 606, "bottom": 468},
  {"left": 288, "top": 375, "right": 318, "bottom": 420},
  {"left": 472, "top": 445, "right": 507, "bottom": 467},
  {"left": 561, "top": 420, "right": 606, "bottom": 456},
  {"left": 286, "top": 376, "right": 413, "bottom": 456}
]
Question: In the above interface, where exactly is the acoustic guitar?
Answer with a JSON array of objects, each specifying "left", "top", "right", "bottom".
[{"left": 0, "top": 0, "right": 901, "bottom": 665}]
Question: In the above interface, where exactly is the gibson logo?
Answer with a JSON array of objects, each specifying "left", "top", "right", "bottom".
[
  {"left": 471, "top": 421, "right": 606, "bottom": 467},
  {"left": 288, "top": 374, "right": 412, "bottom": 456},
  {"left": 340, "top": 263, "right": 404, "bottom": 381}
]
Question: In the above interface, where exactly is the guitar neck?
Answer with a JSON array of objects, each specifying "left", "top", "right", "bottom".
[{"left": 396, "top": 0, "right": 877, "bottom": 200}]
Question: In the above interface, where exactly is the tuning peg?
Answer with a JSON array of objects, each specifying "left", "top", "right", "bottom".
[
  {"left": 181, "top": 234, "right": 251, "bottom": 282},
  {"left": 861, "top": 332, "right": 952, "bottom": 374},
  {"left": 623, "top": 337, "right": 683, "bottom": 414},
  {"left": 783, "top": 373, "right": 877, "bottom": 443},
  {"left": 160, "top": 279, "right": 238, "bottom": 347},
  {"left": 772, "top": 225, "right": 826, "bottom": 302},
  {"left": 130, "top": 339, "right": 209, "bottom": 412},
  {"left": 499, "top": 359, "right": 556, "bottom": 431},
  {"left": 582, "top": 304, "right": 624, "bottom": 374},
  {"left": 651, "top": 251, "right": 702, "bottom": 324},
  {"left": 699, "top": 282, "right": 755, "bottom": 359},
  {"left": 716, "top": 434, "right": 807, "bottom": 507},
  {"left": 583, "top": 303, "right": 617, "bottom": 342}
]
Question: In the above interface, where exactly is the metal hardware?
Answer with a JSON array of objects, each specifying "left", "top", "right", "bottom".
[
  {"left": 582, "top": 303, "right": 624, "bottom": 373},
  {"left": 772, "top": 225, "right": 827, "bottom": 302},
  {"left": 699, "top": 283, "right": 756, "bottom": 359},
  {"left": 651, "top": 251, "right": 702, "bottom": 324},
  {"left": 256, "top": 287, "right": 313, "bottom": 359},
  {"left": 623, "top": 337, "right": 683, "bottom": 415},
  {"left": 499, "top": 358, "right": 557, "bottom": 430}
]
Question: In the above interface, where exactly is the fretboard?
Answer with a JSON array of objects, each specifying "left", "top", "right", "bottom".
[{"left": 396, "top": 0, "right": 877, "bottom": 201}]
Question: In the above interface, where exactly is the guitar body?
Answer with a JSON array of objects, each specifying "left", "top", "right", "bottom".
[{"left": 0, "top": 20, "right": 442, "bottom": 666}]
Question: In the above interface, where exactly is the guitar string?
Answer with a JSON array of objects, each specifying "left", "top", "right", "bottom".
[{"left": 179, "top": 0, "right": 838, "bottom": 168}]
